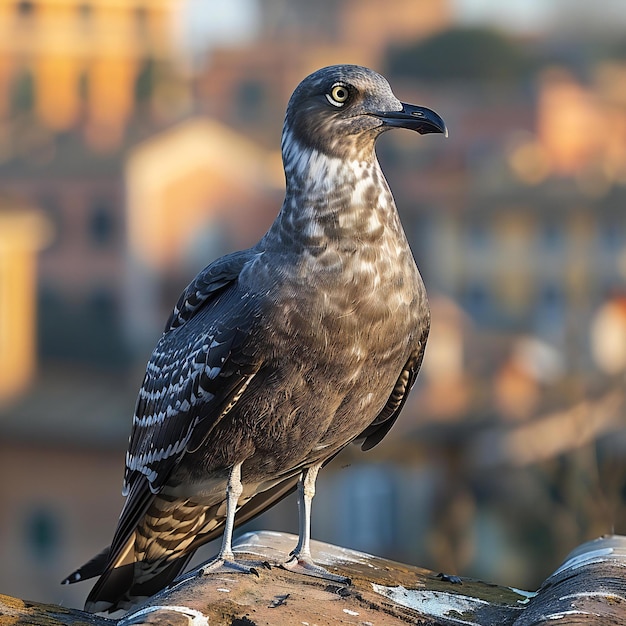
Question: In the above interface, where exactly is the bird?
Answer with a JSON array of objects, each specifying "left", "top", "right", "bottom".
[{"left": 62, "top": 64, "right": 447, "bottom": 614}]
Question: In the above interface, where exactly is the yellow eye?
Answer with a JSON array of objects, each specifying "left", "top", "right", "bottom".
[{"left": 327, "top": 84, "right": 349, "bottom": 106}]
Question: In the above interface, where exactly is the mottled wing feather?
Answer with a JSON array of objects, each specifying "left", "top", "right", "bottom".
[
  {"left": 124, "top": 299, "right": 260, "bottom": 495},
  {"left": 123, "top": 250, "right": 258, "bottom": 495},
  {"left": 165, "top": 249, "right": 252, "bottom": 332}
]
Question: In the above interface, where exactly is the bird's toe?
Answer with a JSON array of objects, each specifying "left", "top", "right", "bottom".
[
  {"left": 199, "top": 557, "right": 259, "bottom": 577},
  {"left": 281, "top": 554, "right": 351, "bottom": 585}
]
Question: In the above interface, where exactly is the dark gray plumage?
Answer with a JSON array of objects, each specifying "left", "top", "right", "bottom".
[{"left": 63, "top": 64, "right": 447, "bottom": 613}]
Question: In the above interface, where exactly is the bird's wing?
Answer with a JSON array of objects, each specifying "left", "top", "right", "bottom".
[
  {"left": 357, "top": 328, "right": 429, "bottom": 452},
  {"left": 164, "top": 249, "right": 253, "bottom": 332},
  {"left": 110, "top": 249, "right": 263, "bottom": 568}
]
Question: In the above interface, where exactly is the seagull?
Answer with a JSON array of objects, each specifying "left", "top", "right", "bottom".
[{"left": 63, "top": 64, "right": 447, "bottom": 614}]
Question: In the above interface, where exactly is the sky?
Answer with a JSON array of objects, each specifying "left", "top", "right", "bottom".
[
  {"left": 178, "top": 0, "right": 261, "bottom": 65},
  {"left": 452, "top": 0, "right": 553, "bottom": 32},
  {"left": 179, "top": 0, "right": 626, "bottom": 60},
  {"left": 454, "top": 0, "right": 626, "bottom": 32}
]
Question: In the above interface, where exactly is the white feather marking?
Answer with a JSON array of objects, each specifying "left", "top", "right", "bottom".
[
  {"left": 120, "top": 605, "right": 209, "bottom": 626},
  {"left": 207, "top": 366, "right": 221, "bottom": 379}
]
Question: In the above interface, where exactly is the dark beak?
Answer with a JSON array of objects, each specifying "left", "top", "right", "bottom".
[{"left": 376, "top": 102, "right": 448, "bottom": 137}]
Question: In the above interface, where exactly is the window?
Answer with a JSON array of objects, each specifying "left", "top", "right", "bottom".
[
  {"left": 599, "top": 217, "right": 624, "bottom": 253},
  {"left": 337, "top": 466, "right": 397, "bottom": 554},
  {"left": 89, "top": 198, "right": 116, "bottom": 246},
  {"left": 534, "top": 283, "right": 566, "bottom": 340},
  {"left": 134, "top": 5, "right": 148, "bottom": 38},
  {"left": 88, "top": 286, "right": 116, "bottom": 317},
  {"left": 23, "top": 507, "right": 60, "bottom": 564},
  {"left": 16, "top": 1, "right": 35, "bottom": 18},
  {"left": 539, "top": 220, "right": 565, "bottom": 254},
  {"left": 78, "top": 69, "right": 90, "bottom": 102},
  {"left": 466, "top": 220, "right": 490, "bottom": 253},
  {"left": 77, "top": 2, "right": 92, "bottom": 22},
  {"left": 11, "top": 68, "right": 35, "bottom": 113},
  {"left": 39, "top": 193, "right": 63, "bottom": 251},
  {"left": 462, "top": 281, "right": 491, "bottom": 321},
  {"left": 236, "top": 79, "right": 266, "bottom": 122},
  {"left": 134, "top": 59, "right": 155, "bottom": 103}
]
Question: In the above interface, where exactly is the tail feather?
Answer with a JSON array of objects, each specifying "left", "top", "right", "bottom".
[
  {"left": 76, "top": 475, "right": 301, "bottom": 614},
  {"left": 61, "top": 545, "right": 110, "bottom": 585}
]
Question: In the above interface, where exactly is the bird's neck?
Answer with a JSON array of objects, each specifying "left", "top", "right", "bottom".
[{"left": 266, "top": 134, "right": 403, "bottom": 252}]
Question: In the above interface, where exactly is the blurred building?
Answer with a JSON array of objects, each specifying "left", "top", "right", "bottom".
[
  {"left": 0, "top": 205, "right": 50, "bottom": 403},
  {"left": 399, "top": 61, "right": 626, "bottom": 367},
  {"left": 124, "top": 117, "right": 283, "bottom": 349},
  {"left": 0, "top": 0, "right": 192, "bottom": 370},
  {"left": 0, "top": 0, "right": 183, "bottom": 149},
  {"left": 424, "top": 184, "right": 626, "bottom": 360}
]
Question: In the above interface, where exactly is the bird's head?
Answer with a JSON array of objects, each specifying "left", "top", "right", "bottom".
[{"left": 282, "top": 65, "right": 447, "bottom": 163}]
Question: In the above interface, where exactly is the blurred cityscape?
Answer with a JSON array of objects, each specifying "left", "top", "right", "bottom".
[{"left": 0, "top": 0, "right": 625, "bottom": 610}]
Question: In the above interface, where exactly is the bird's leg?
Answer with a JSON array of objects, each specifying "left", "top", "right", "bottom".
[
  {"left": 291, "top": 464, "right": 318, "bottom": 558},
  {"left": 198, "top": 462, "right": 256, "bottom": 576},
  {"left": 282, "top": 464, "right": 350, "bottom": 584},
  {"left": 216, "top": 462, "right": 243, "bottom": 562}
]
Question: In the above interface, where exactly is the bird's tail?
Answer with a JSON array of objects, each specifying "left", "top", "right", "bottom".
[
  {"left": 83, "top": 492, "right": 208, "bottom": 614},
  {"left": 64, "top": 476, "right": 301, "bottom": 614},
  {"left": 63, "top": 488, "right": 205, "bottom": 614},
  {"left": 84, "top": 543, "right": 193, "bottom": 614}
]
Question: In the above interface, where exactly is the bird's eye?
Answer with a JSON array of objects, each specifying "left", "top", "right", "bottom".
[{"left": 326, "top": 84, "right": 350, "bottom": 107}]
